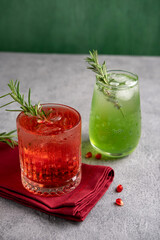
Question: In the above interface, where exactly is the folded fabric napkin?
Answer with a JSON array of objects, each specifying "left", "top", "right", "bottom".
[{"left": 0, "top": 142, "right": 114, "bottom": 222}]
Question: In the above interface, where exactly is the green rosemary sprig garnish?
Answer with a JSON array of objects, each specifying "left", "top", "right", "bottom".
[
  {"left": 0, "top": 80, "right": 46, "bottom": 119},
  {"left": 0, "top": 130, "right": 18, "bottom": 148},
  {"left": 85, "top": 50, "right": 124, "bottom": 117},
  {"left": 85, "top": 50, "right": 108, "bottom": 84}
]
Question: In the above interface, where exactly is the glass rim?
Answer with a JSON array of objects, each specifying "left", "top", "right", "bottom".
[
  {"left": 96, "top": 69, "right": 139, "bottom": 90},
  {"left": 16, "top": 103, "right": 81, "bottom": 136}
]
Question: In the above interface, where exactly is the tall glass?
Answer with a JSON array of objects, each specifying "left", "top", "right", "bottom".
[
  {"left": 16, "top": 103, "right": 81, "bottom": 196},
  {"left": 89, "top": 70, "right": 141, "bottom": 158}
]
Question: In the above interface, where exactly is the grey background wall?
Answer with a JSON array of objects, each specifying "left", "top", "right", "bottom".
[{"left": 0, "top": 0, "right": 160, "bottom": 55}]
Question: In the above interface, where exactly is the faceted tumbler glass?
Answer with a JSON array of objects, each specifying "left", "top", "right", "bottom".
[{"left": 16, "top": 103, "right": 81, "bottom": 196}]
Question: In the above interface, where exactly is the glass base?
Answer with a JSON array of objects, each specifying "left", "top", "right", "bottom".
[
  {"left": 21, "top": 170, "right": 81, "bottom": 197},
  {"left": 91, "top": 142, "right": 134, "bottom": 159}
]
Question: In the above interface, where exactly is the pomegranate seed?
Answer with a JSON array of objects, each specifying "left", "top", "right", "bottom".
[
  {"left": 116, "top": 198, "right": 124, "bottom": 206},
  {"left": 116, "top": 184, "right": 123, "bottom": 192},
  {"left": 85, "top": 152, "right": 92, "bottom": 158},
  {"left": 95, "top": 153, "right": 102, "bottom": 159}
]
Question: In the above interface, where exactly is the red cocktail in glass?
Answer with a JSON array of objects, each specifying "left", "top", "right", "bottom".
[{"left": 16, "top": 104, "right": 81, "bottom": 196}]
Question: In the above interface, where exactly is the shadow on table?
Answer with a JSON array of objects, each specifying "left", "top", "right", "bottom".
[{"left": 82, "top": 139, "right": 129, "bottom": 164}]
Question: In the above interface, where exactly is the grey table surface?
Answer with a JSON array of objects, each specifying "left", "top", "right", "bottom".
[{"left": 0, "top": 53, "right": 159, "bottom": 240}]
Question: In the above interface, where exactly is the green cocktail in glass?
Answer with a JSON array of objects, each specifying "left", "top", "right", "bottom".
[{"left": 89, "top": 70, "right": 141, "bottom": 158}]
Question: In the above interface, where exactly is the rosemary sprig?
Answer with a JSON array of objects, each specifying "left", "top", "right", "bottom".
[
  {"left": 85, "top": 50, "right": 108, "bottom": 84},
  {"left": 85, "top": 50, "right": 124, "bottom": 117},
  {"left": 0, "top": 130, "right": 18, "bottom": 148},
  {"left": 0, "top": 80, "right": 46, "bottom": 119}
]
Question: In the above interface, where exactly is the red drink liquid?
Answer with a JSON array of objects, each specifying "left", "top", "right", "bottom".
[{"left": 16, "top": 104, "right": 81, "bottom": 196}]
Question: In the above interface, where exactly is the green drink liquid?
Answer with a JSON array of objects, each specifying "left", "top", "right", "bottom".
[{"left": 89, "top": 70, "right": 141, "bottom": 158}]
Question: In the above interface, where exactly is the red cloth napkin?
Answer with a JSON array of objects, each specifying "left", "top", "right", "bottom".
[{"left": 0, "top": 142, "right": 114, "bottom": 222}]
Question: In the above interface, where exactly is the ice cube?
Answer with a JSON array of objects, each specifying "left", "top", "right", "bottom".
[
  {"left": 117, "top": 88, "right": 135, "bottom": 101},
  {"left": 109, "top": 80, "right": 120, "bottom": 87},
  {"left": 116, "top": 76, "right": 127, "bottom": 83},
  {"left": 125, "top": 80, "right": 136, "bottom": 87},
  {"left": 36, "top": 124, "right": 61, "bottom": 135},
  {"left": 50, "top": 115, "right": 62, "bottom": 122},
  {"left": 62, "top": 117, "right": 69, "bottom": 126},
  {"left": 109, "top": 74, "right": 126, "bottom": 83}
]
